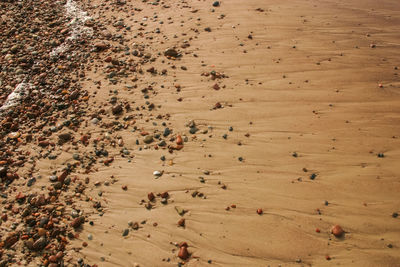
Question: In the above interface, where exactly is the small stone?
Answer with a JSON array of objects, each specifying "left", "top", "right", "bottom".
[
  {"left": 8, "top": 132, "right": 21, "bottom": 139},
  {"left": 212, "top": 1, "right": 220, "bottom": 7},
  {"left": 153, "top": 170, "right": 163, "bottom": 177},
  {"left": 178, "top": 218, "right": 185, "bottom": 227},
  {"left": 112, "top": 104, "right": 123, "bottom": 115},
  {"left": 178, "top": 246, "right": 189, "bottom": 260},
  {"left": 257, "top": 208, "right": 263, "bottom": 215},
  {"left": 4, "top": 233, "right": 19, "bottom": 248},
  {"left": 331, "top": 225, "right": 344, "bottom": 237},
  {"left": 94, "top": 42, "right": 109, "bottom": 51},
  {"left": 143, "top": 135, "right": 154, "bottom": 144},
  {"left": 58, "top": 133, "right": 71, "bottom": 143},
  {"left": 189, "top": 127, "right": 198, "bottom": 134},
  {"left": 71, "top": 217, "right": 85, "bottom": 228},
  {"left": 49, "top": 255, "right": 58, "bottom": 263},
  {"left": 122, "top": 228, "right": 129, "bottom": 236},
  {"left": 164, "top": 48, "right": 180, "bottom": 58},
  {"left": 325, "top": 255, "right": 331, "bottom": 261},
  {"left": 32, "top": 237, "right": 47, "bottom": 250},
  {"left": 132, "top": 222, "right": 139, "bottom": 230},
  {"left": 37, "top": 228, "right": 46, "bottom": 236},
  {"left": 163, "top": 128, "right": 171, "bottom": 137},
  {"left": 175, "top": 206, "right": 185, "bottom": 216},
  {"left": 148, "top": 192, "right": 155, "bottom": 201}
]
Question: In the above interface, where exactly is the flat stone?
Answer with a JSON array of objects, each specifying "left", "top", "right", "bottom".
[{"left": 143, "top": 135, "right": 153, "bottom": 144}]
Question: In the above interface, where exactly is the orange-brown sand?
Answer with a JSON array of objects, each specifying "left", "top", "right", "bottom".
[{"left": 59, "top": 0, "right": 400, "bottom": 266}]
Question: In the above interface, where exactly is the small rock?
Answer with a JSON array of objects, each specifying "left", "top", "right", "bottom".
[
  {"left": 178, "top": 245, "right": 189, "bottom": 260},
  {"left": 71, "top": 217, "right": 85, "bottom": 228},
  {"left": 112, "top": 104, "right": 123, "bottom": 115},
  {"left": 153, "top": 170, "right": 163, "bottom": 177},
  {"left": 164, "top": 48, "right": 180, "bottom": 58},
  {"left": 148, "top": 192, "right": 155, "bottom": 201},
  {"left": 331, "top": 225, "right": 344, "bottom": 237},
  {"left": 178, "top": 218, "right": 185, "bottom": 227},
  {"left": 32, "top": 237, "right": 47, "bottom": 250},
  {"left": 212, "top": 1, "right": 220, "bottom": 7},
  {"left": 122, "top": 228, "right": 129, "bottom": 236},
  {"left": 175, "top": 206, "right": 186, "bottom": 216},
  {"left": 143, "top": 135, "right": 154, "bottom": 144}
]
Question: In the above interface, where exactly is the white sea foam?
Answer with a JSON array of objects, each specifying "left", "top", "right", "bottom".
[
  {"left": 50, "top": 0, "right": 93, "bottom": 56},
  {"left": 0, "top": 83, "right": 31, "bottom": 113}
]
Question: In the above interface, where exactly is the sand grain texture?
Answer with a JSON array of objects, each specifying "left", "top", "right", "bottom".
[
  {"left": 7, "top": 0, "right": 398, "bottom": 266},
  {"left": 73, "top": 0, "right": 400, "bottom": 266}
]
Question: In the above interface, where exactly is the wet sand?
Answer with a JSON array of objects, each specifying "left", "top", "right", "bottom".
[
  {"left": 1, "top": 0, "right": 400, "bottom": 266},
  {"left": 74, "top": 0, "right": 400, "bottom": 266}
]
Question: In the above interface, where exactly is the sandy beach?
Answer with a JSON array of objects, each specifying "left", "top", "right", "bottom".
[{"left": 1, "top": 0, "right": 400, "bottom": 266}]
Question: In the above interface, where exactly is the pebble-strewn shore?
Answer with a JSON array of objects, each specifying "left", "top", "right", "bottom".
[{"left": 1, "top": 0, "right": 400, "bottom": 266}]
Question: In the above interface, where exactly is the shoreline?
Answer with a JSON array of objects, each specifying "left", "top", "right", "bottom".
[{"left": 1, "top": 0, "right": 400, "bottom": 266}]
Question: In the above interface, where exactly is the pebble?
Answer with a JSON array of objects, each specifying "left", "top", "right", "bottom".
[
  {"left": 178, "top": 218, "right": 185, "bottom": 227},
  {"left": 148, "top": 192, "right": 155, "bottom": 201},
  {"left": 213, "top": 1, "right": 220, "bottom": 7},
  {"left": 153, "top": 170, "right": 163, "bottom": 177},
  {"left": 331, "top": 225, "right": 344, "bottom": 237},
  {"left": 175, "top": 206, "right": 186, "bottom": 216},
  {"left": 143, "top": 135, "right": 154, "bottom": 144},
  {"left": 122, "top": 228, "right": 129, "bottom": 236},
  {"left": 164, "top": 48, "right": 180, "bottom": 58},
  {"left": 178, "top": 245, "right": 189, "bottom": 260}
]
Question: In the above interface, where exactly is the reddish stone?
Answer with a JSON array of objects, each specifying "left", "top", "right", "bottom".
[
  {"left": 148, "top": 192, "right": 155, "bottom": 201},
  {"left": 331, "top": 225, "right": 344, "bottom": 237},
  {"left": 178, "top": 246, "right": 189, "bottom": 260}
]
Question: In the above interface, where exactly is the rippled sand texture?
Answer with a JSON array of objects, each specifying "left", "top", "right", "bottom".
[{"left": 71, "top": 0, "right": 400, "bottom": 266}]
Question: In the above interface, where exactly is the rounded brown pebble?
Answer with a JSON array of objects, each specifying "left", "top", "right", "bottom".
[
  {"left": 55, "top": 251, "right": 63, "bottom": 259},
  {"left": 49, "top": 255, "right": 58, "bottom": 263},
  {"left": 82, "top": 241, "right": 88, "bottom": 247},
  {"left": 331, "top": 225, "right": 344, "bottom": 237},
  {"left": 37, "top": 228, "right": 46, "bottom": 237},
  {"left": 71, "top": 217, "right": 84, "bottom": 228},
  {"left": 148, "top": 192, "right": 155, "bottom": 201},
  {"left": 257, "top": 208, "right": 263, "bottom": 215},
  {"left": 178, "top": 218, "right": 185, "bottom": 227},
  {"left": 178, "top": 246, "right": 189, "bottom": 260},
  {"left": 325, "top": 255, "right": 331, "bottom": 260}
]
